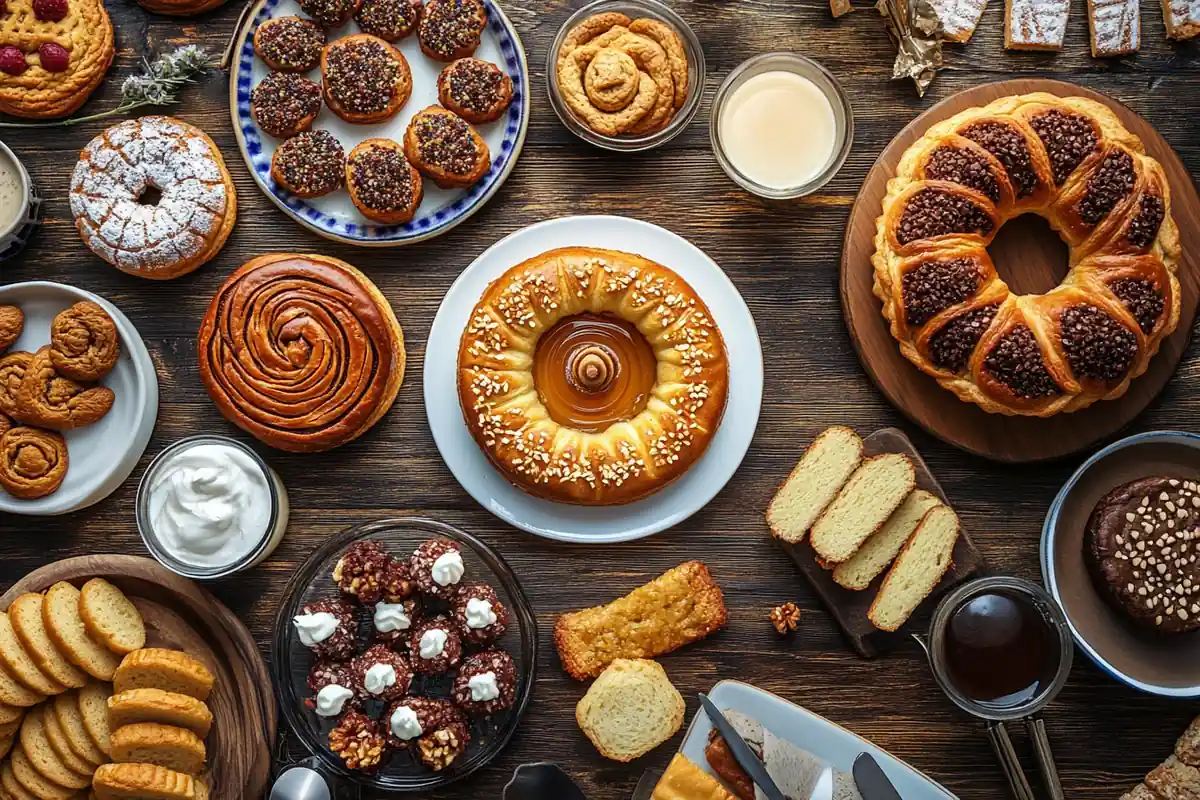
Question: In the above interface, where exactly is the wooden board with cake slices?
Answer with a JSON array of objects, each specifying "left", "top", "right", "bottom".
[
  {"left": 840, "top": 78, "right": 1200, "bottom": 464},
  {"left": 774, "top": 428, "right": 985, "bottom": 658},
  {"left": 0, "top": 555, "right": 275, "bottom": 799}
]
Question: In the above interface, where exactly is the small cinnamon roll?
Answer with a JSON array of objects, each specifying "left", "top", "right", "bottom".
[
  {"left": 0, "top": 306, "right": 23, "bottom": 353},
  {"left": 0, "top": 427, "right": 68, "bottom": 499},
  {"left": 49, "top": 301, "right": 120, "bottom": 382},
  {"left": 15, "top": 348, "right": 114, "bottom": 430},
  {"left": 0, "top": 351, "right": 31, "bottom": 419}
]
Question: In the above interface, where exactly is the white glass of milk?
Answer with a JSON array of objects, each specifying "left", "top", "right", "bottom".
[
  {"left": 710, "top": 53, "right": 854, "bottom": 200},
  {"left": 0, "top": 140, "right": 41, "bottom": 261}
]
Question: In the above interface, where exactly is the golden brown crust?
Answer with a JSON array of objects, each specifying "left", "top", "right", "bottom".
[
  {"left": 345, "top": 138, "right": 424, "bottom": 224},
  {"left": 0, "top": 307, "right": 24, "bottom": 354},
  {"left": 112, "top": 649, "right": 213, "bottom": 702},
  {"left": 0, "top": 427, "right": 68, "bottom": 500},
  {"left": 48, "top": 302, "right": 119, "bottom": 383},
  {"left": 321, "top": 34, "right": 412, "bottom": 124},
  {"left": 106, "top": 689, "right": 212, "bottom": 739},
  {"left": 403, "top": 105, "right": 489, "bottom": 189},
  {"left": 93, "top": 762, "right": 208, "bottom": 800},
  {"left": 109, "top": 723, "right": 206, "bottom": 776},
  {"left": 13, "top": 348, "right": 113, "bottom": 431},
  {"left": 0, "top": 352, "right": 34, "bottom": 420},
  {"left": 652, "top": 754, "right": 738, "bottom": 800},
  {"left": 553, "top": 561, "right": 727, "bottom": 680},
  {"left": 198, "top": 253, "right": 406, "bottom": 453}
]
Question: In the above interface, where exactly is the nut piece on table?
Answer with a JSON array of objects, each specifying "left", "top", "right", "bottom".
[{"left": 770, "top": 602, "right": 801, "bottom": 635}]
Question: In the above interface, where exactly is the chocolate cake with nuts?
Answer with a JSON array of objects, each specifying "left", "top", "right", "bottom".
[{"left": 1086, "top": 476, "right": 1200, "bottom": 634}]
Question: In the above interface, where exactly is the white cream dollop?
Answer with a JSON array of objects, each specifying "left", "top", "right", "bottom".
[
  {"left": 293, "top": 612, "right": 338, "bottom": 647},
  {"left": 373, "top": 602, "right": 413, "bottom": 633},
  {"left": 363, "top": 663, "right": 397, "bottom": 695},
  {"left": 419, "top": 628, "right": 448, "bottom": 659},
  {"left": 468, "top": 671, "right": 500, "bottom": 702},
  {"left": 315, "top": 684, "right": 354, "bottom": 717},
  {"left": 147, "top": 443, "right": 274, "bottom": 569},
  {"left": 431, "top": 551, "right": 465, "bottom": 587},
  {"left": 389, "top": 705, "right": 422, "bottom": 740},
  {"left": 465, "top": 597, "right": 497, "bottom": 630}
]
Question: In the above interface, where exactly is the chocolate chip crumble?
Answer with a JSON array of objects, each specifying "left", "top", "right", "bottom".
[
  {"left": 412, "top": 112, "right": 478, "bottom": 175},
  {"left": 1126, "top": 193, "right": 1165, "bottom": 250},
  {"left": 325, "top": 39, "right": 401, "bottom": 115},
  {"left": 896, "top": 188, "right": 994, "bottom": 245},
  {"left": 1109, "top": 277, "right": 1164, "bottom": 334},
  {"left": 1060, "top": 305, "right": 1137, "bottom": 382},
  {"left": 924, "top": 145, "right": 1001, "bottom": 202},
  {"left": 960, "top": 121, "right": 1040, "bottom": 199},
  {"left": 275, "top": 129, "right": 346, "bottom": 196},
  {"left": 419, "top": 0, "right": 484, "bottom": 59},
  {"left": 901, "top": 257, "right": 983, "bottom": 327},
  {"left": 350, "top": 144, "right": 416, "bottom": 211},
  {"left": 983, "top": 325, "right": 1060, "bottom": 399},
  {"left": 1078, "top": 150, "right": 1136, "bottom": 227},
  {"left": 444, "top": 58, "right": 505, "bottom": 114},
  {"left": 1029, "top": 109, "right": 1100, "bottom": 186},
  {"left": 257, "top": 16, "right": 326, "bottom": 70},
  {"left": 927, "top": 304, "right": 998, "bottom": 373},
  {"left": 252, "top": 72, "right": 322, "bottom": 138},
  {"left": 298, "top": 0, "right": 358, "bottom": 28},
  {"left": 356, "top": 0, "right": 422, "bottom": 41}
]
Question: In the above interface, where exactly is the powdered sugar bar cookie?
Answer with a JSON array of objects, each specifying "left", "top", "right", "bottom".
[
  {"left": 1162, "top": 0, "right": 1200, "bottom": 38},
  {"left": 931, "top": 0, "right": 989, "bottom": 41},
  {"left": 1089, "top": 0, "right": 1140, "bottom": 55},
  {"left": 1005, "top": 0, "right": 1070, "bottom": 49}
]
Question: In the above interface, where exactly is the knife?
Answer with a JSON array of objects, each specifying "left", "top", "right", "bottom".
[
  {"left": 697, "top": 694, "right": 786, "bottom": 800},
  {"left": 853, "top": 753, "right": 904, "bottom": 800}
]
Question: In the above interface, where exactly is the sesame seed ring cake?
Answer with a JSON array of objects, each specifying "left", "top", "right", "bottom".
[
  {"left": 0, "top": 0, "right": 114, "bottom": 119},
  {"left": 874, "top": 92, "right": 1181, "bottom": 417},
  {"left": 69, "top": 116, "right": 237, "bottom": 281},
  {"left": 198, "top": 252, "right": 406, "bottom": 453},
  {"left": 457, "top": 246, "right": 729, "bottom": 505}
]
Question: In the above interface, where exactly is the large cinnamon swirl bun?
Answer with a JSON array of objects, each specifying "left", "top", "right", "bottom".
[
  {"left": 874, "top": 92, "right": 1182, "bottom": 417},
  {"left": 458, "top": 247, "right": 728, "bottom": 505},
  {"left": 199, "top": 254, "right": 406, "bottom": 452}
]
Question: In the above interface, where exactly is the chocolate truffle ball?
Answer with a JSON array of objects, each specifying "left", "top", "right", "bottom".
[{"left": 451, "top": 648, "right": 516, "bottom": 716}]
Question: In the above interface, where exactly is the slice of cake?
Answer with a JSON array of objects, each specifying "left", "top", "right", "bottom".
[
  {"left": 868, "top": 504, "right": 961, "bottom": 632},
  {"left": 833, "top": 490, "right": 942, "bottom": 590},
  {"left": 1088, "top": 0, "right": 1140, "bottom": 56},
  {"left": 766, "top": 427, "right": 864, "bottom": 545},
  {"left": 810, "top": 454, "right": 916, "bottom": 564},
  {"left": 1005, "top": 0, "right": 1070, "bottom": 49},
  {"left": 931, "top": 0, "right": 990, "bottom": 41},
  {"left": 1162, "top": 0, "right": 1200, "bottom": 39}
]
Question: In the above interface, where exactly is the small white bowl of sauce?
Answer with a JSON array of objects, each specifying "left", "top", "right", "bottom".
[{"left": 710, "top": 53, "right": 854, "bottom": 200}]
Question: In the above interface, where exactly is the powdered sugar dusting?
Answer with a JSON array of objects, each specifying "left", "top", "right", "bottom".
[
  {"left": 1090, "top": 0, "right": 1139, "bottom": 54},
  {"left": 1163, "top": 0, "right": 1200, "bottom": 38},
  {"left": 931, "top": 0, "right": 989, "bottom": 39},
  {"left": 1007, "top": 0, "right": 1070, "bottom": 46}
]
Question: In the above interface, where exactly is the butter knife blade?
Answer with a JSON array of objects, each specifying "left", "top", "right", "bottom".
[
  {"left": 697, "top": 694, "right": 786, "bottom": 800},
  {"left": 852, "top": 753, "right": 904, "bottom": 800}
]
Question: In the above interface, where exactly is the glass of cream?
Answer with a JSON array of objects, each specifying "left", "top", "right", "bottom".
[
  {"left": 0, "top": 140, "right": 42, "bottom": 261},
  {"left": 710, "top": 53, "right": 854, "bottom": 200},
  {"left": 136, "top": 435, "right": 290, "bottom": 579}
]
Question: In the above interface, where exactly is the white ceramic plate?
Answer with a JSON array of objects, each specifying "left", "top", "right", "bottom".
[
  {"left": 674, "top": 681, "right": 958, "bottom": 799},
  {"left": 230, "top": 0, "right": 530, "bottom": 246},
  {"left": 0, "top": 282, "right": 158, "bottom": 516},
  {"left": 424, "top": 215, "right": 763, "bottom": 543}
]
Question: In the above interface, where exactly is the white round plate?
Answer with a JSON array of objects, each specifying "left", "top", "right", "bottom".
[
  {"left": 425, "top": 215, "right": 764, "bottom": 543},
  {"left": 230, "top": 0, "right": 530, "bottom": 246},
  {"left": 0, "top": 282, "right": 159, "bottom": 516}
]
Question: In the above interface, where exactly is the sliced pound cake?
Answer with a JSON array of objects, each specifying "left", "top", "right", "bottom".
[
  {"left": 810, "top": 454, "right": 916, "bottom": 564},
  {"left": 79, "top": 579, "right": 146, "bottom": 656},
  {"left": 9, "top": 594, "right": 87, "bottom": 690},
  {"left": 107, "top": 689, "right": 212, "bottom": 739},
  {"left": 767, "top": 426, "right": 864, "bottom": 544},
  {"left": 0, "top": 612, "right": 65, "bottom": 697},
  {"left": 79, "top": 680, "right": 114, "bottom": 757},
  {"left": 111, "top": 723, "right": 206, "bottom": 775},
  {"left": 18, "top": 707, "right": 92, "bottom": 790},
  {"left": 93, "top": 763, "right": 209, "bottom": 800},
  {"left": 10, "top": 745, "right": 77, "bottom": 800},
  {"left": 576, "top": 659, "right": 684, "bottom": 763},
  {"left": 868, "top": 504, "right": 961, "bottom": 632},
  {"left": 113, "top": 650, "right": 214, "bottom": 702},
  {"left": 42, "top": 582, "right": 121, "bottom": 682},
  {"left": 833, "top": 490, "right": 942, "bottom": 590},
  {"left": 53, "top": 691, "right": 107, "bottom": 767}
]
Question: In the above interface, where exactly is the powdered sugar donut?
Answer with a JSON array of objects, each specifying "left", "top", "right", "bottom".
[{"left": 69, "top": 116, "right": 237, "bottom": 280}]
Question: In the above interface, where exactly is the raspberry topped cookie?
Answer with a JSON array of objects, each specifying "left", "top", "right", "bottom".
[
  {"left": 253, "top": 16, "right": 326, "bottom": 71},
  {"left": 346, "top": 138, "right": 424, "bottom": 225},
  {"left": 322, "top": 34, "right": 412, "bottom": 124},
  {"left": 271, "top": 129, "right": 346, "bottom": 198},
  {"left": 403, "top": 105, "right": 490, "bottom": 189},
  {"left": 251, "top": 72, "right": 322, "bottom": 139},
  {"left": 417, "top": 0, "right": 486, "bottom": 61},
  {"left": 437, "top": 58, "right": 513, "bottom": 124},
  {"left": 355, "top": 0, "right": 423, "bottom": 41}
]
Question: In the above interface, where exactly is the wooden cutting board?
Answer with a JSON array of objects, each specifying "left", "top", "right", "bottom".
[
  {"left": 776, "top": 428, "right": 986, "bottom": 658},
  {"left": 0, "top": 555, "right": 276, "bottom": 799},
  {"left": 840, "top": 78, "right": 1200, "bottom": 463}
]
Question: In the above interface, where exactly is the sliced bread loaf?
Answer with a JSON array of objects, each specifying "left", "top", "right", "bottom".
[
  {"left": 111, "top": 724, "right": 205, "bottom": 776},
  {"left": 78, "top": 681, "right": 113, "bottom": 757},
  {"left": 93, "top": 763, "right": 209, "bottom": 800},
  {"left": 107, "top": 690, "right": 212, "bottom": 739},
  {"left": 0, "top": 759, "right": 36, "bottom": 800},
  {"left": 832, "top": 490, "right": 942, "bottom": 590},
  {"left": 10, "top": 745, "right": 74, "bottom": 800},
  {"left": 766, "top": 427, "right": 864, "bottom": 544},
  {"left": 868, "top": 504, "right": 961, "bottom": 632},
  {"left": 18, "top": 707, "right": 92, "bottom": 790},
  {"left": 42, "top": 583, "right": 120, "bottom": 682},
  {"left": 810, "top": 454, "right": 916, "bottom": 564},
  {"left": 0, "top": 701, "right": 26, "bottom": 724},
  {"left": 40, "top": 702, "right": 96, "bottom": 776},
  {"left": 576, "top": 659, "right": 684, "bottom": 762},
  {"left": 9, "top": 594, "right": 87, "bottom": 690},
  {"left": 79, "top": 580, "right": 146, "bottom": 656},
  {"left": 53, "top": 692, "right": 107, "bottom": 767},
  {"left": 0, "top": 612, "right": 65, "bottom": 697},
  {"left": 0, "top": 660, "right": 44, "bottom": 708},
  {"left": 113, "top": 650, "right": 214, "bottom": 702}
]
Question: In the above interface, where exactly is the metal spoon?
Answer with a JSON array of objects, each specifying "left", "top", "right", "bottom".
[{"left": 269, "top": 767, "right": 331, "bottom": 800}]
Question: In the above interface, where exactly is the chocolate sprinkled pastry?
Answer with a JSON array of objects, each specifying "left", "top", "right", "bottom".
[
  {"left": 252, "top": 72, "right": 322, "bottom": 139},
  {"left": 1126, "top": 194, "right": 1165, "bottom": 250},
  {"left": 896, "top": 188, "right": 994, "bottom": 246},
  {"left": 271, "top": 129, "right": 346, "bottom": 198},
  {"left": 404, "top": 106, "right": 490, "bottom": 189},
  {"left": 1109, "top": 277, "right": 1165, "bottom": 334},
  {"left": 346, "top": 139, "right": 423, "bottom": 224},
  {"left": 1059, "top": 305, "right": 1137, "bottom": 382},
  {"left": 356, "top": 0, "right": 423, "bottom": 41},
  {"left": 417, "top": 0, "right": 486, "bottom": 61},
  {"left": 298, "top": 0, "right": 362, "bottom": 28},
  {"left": 1086, "top": 476, "right": 1200, "bottom": 634},
  {"left": 437, "top": 58, "right": 513, "bottom": 124},
  {"left": 960, "top": 120, "right": 1040, "bottom": 199},
  {"left": 927, "top": 304, "right": 998, "bottom": 373},
  {"left": 924, "top": 145, "right": 1001, "bottom": 202},
  {"left": 1078, "top": 150, "right": 1136, "bottom": 227},
  {"left": 983, "top": 325, "right": 1060, "bottom": 399},
  {"left": 322, "top": 35, "right": 411, "bottom": 122},
  {"left": 900, "top": 257, "right": 983, "bottom": 328},
  {"left": 254, "top": 16, "right": 326, "bottom": 71},
  {"left": 451, "top": 649, "right": 516, "bottom": 715},
  {"left": 1028, "top": 109, "right": 1100, "bottom": 186}
]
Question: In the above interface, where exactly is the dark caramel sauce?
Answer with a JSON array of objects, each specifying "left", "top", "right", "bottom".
[
  {"left": 532, "top": 313, "right": 656, "bottom": 433},
  {"left": 944, "top": 591, "right": 1060, "bottom": 708}
]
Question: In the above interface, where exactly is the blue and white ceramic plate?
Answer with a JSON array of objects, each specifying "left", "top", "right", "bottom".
[{"left": 229, "top": 0, "right": 529, "bottom": 246}]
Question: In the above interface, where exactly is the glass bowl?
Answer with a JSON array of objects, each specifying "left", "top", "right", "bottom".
[
  {"left": 271, "top": 517, "right": 538, "bottom": 792},
  {"left": 709, "top": 52, "right": 854, "bottom": 199},
  {"left": 546, "top": 0, "right": 706, "bottom": 152}
]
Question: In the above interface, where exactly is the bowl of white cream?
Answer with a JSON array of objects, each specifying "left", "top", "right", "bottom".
[{"left": 136, "top": 435, "right": 290, "bottom": 579}]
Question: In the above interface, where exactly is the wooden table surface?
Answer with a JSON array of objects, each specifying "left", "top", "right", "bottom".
[{"left": 2, "top": 0, "right": 1198, "bottom": 797}]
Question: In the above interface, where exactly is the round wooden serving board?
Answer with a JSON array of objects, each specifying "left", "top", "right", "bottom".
[
  {"left": 840, "top": 78, "right": 1200, "bottom": 463},
  {"left": 0, "top": 556, "right": 276, "bottom": 799}
]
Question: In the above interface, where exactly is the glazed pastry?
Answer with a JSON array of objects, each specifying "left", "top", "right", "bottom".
[
  {"left": 451, "top": 649, "right": 516, "bottom": 715},
  {"left": 437, "top": 58, "right": 513, "bottom": 124},
  {"left": 403, "top": 105, "right": 490, "bottom": 189},
  {"left": 70, "top": 117, "right": 237, "bottom": 280},
  {"left": 417, "top": 0, "right": 486, "bottom": 61},
  {"left": 0, "top": 427, "right": 68, "bottom": 499},
  {"left": 874, "top": 92, "right": 1180, "bottom": 417},
  {"left": 292, "top": 599, "right": 357, "bottom": 660},
  {"left": 253, "top": 16, "right": 327, "bottom": 72},
  {"left": 0, "top": 307, "right": 23, "bottom": 353},
  {"left": 328, "top": 709, "right": 385, "bottom": 770},
  {"left": 371, "top": 597, "right": 421, "bottom": 644},
  {"left": 198, "top": 253, "right": 406, "bottom": 452},
  {"left": 298, "top": 0, "right": 362, "bottom": 27},
  {"left": 333, "top": 540, "right": 391, "bottom": 604},
  {"left": 251, "top": 72, "right": 323, "bottom": 139},
  {"left": 451, "top": 583, "right": 508, "bottom": 645},
  {"left": 270, "top": 129, "right": 346, "bottom": 198},
  {"left": 0, "top": 0, "right": 114, "bottom": 119},
  {"left": 345, "top": 138, "right": 424, "bottom": 225},
  {"left": 0, "top": 350, "right": 31, "bottom": 419},
  {"left": 49, "top": 301, "right": 119, "bottom": 382},
  {"left": 352, "top": 644, "right": 413, "bottom": 701},
  {"left": 321, "top": 34, "right": 412, "bottom": 124},
  {"left": 356, "top": 0, "right": 423, "bottom": 41},
  {"left": 15, "top": 347, "right": 114, "bottom": 430},
  {"left": 307, "top": 661, "right": 358, "bottom": 717},
  {"left": 410, "top": 539, "right": 465, "bottom": 600},
  {"left": 408, "top": 616, "right": 462, "bottom": 674},
  {"left": 458, "top": 247, "right": 729, "bottom": 505}
]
